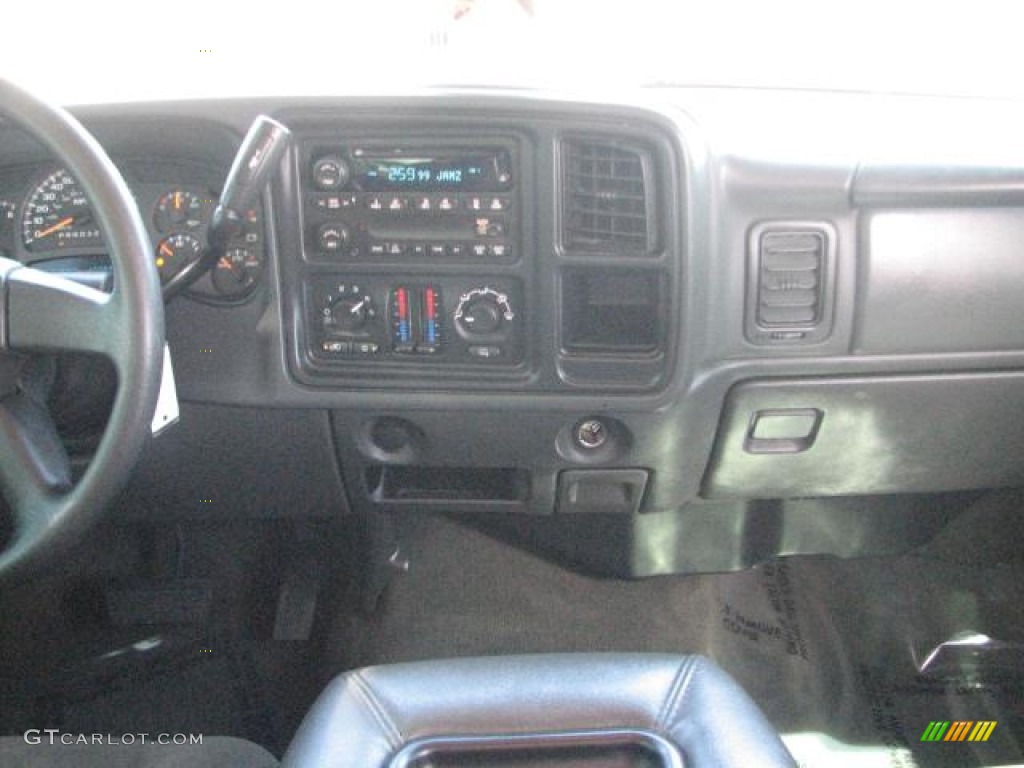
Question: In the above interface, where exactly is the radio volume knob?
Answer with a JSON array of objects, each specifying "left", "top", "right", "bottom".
[{"left": 312, "top": 155, "right": 350, "bottom": 190}]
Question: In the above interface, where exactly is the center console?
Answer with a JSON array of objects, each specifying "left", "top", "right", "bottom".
[
  {"left": 266, "top": 106, "right": 685, "bottom": 520},
  {"left": 283, "top": 127, "right": 532, "bottom": 388}
]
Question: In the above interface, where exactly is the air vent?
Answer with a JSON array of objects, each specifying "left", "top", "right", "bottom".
[
  {"left": 756, "top": 230, "right": 826, "bottom": 327},
  {"left": 562, "top": 139, "right": 655, "bottom": 254}
]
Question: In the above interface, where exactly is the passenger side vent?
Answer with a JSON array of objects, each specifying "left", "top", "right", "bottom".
[
  {"left": 562, "top": 138, "right": 655, "bottom": 255},
  {"left": 746, "top": 222, "right": 836, "bottom": 346},
  {"left": 756, "top": 230, "right": 825, "bottom": 326}
]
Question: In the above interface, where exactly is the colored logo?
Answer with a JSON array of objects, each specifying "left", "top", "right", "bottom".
[{"left": 920, "top": 721, "right": 997, "bottom": 742}]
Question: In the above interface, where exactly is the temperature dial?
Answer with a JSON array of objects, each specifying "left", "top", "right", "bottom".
[{"left": 454, "top": 287, "right": 515, "bottom": 338}]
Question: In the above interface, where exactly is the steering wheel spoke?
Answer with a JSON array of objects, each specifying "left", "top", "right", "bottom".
[
  {"left": 2, "top": 259, "right": 117, "bottom": 357},
  {"left": 0, "top": 391, "right": 69, "bottom": 530}
]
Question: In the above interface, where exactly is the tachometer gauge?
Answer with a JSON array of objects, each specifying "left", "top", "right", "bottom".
[
  {"left": 154, "top": 189, "right": 206, "bottom": 232},
  {"left": 155, "top": 233, "right": 202, "bottom": 283},
  {"left": 21, "top": 169, "right": 102, "bottom": 252},
  {"left": 212, "top": 247, "right": 262, "bottom": 298}
]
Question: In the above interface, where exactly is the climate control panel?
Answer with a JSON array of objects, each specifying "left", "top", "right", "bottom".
[{"left": 306, "top": 276, "right": 524, "bottom": 366}]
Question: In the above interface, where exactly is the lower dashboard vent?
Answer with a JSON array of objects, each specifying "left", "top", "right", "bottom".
[{"left": 562, "top": 138, "right": 655, "bottom": 255}]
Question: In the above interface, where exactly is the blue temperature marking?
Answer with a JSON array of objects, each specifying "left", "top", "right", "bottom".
[
  {"left": 427, "top": 319, "right": 437, "bottom": 345},
  {"left": 399, "top": 322, "right": 410, "bottom": 342}
]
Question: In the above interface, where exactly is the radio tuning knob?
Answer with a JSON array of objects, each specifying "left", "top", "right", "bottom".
[
  {"left": 312, "top": 155, "right": 350, "bottom": 191},
  {"left": 317, "top": 223, "right": 350, "bottom": 255}
]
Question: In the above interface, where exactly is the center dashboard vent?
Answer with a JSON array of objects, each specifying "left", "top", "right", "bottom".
[{"left": 561, "top": 138, "right": 656, "bottom": 255}]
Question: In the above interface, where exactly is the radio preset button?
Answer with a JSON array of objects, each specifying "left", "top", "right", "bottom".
[
  {"left": 437, "top": 196, "right": 459, "bottom": 212},
  {"left": 368, "top": 243, "right": 387, "bottom": 256},
  {"left": 471, "top": 243, "right": 488, "bottom": 257},
  {"left": 449, "top": 243, "right": 466, "bottom": 257},
  {"left": 429, "top": 243, "right": 447, "bottom": 257},
  {"left": 313, "top": 194, "right": 354, "bottom": 211},
  {"left": 411, "top": 244, "right": 428, "bottom": 257}
]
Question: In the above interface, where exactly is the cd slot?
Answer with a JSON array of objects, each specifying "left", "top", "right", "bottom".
[{"left": 367, "top": 215, "right": 507, "bottom": 242}]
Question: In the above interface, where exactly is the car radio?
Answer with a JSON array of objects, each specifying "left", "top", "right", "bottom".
[{"left": 302, "top": 142, "right": 518, "bottom": 263}]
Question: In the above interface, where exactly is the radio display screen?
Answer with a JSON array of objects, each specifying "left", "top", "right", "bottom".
[{"left": 353, "top": 150, "right": 511, "bottom": 192}]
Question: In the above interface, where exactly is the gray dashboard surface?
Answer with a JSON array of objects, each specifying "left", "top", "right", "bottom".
[{"left": 4, "top": 87, "right": 1024, "bottom": 514}]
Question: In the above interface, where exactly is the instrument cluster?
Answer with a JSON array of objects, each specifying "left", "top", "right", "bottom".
[{"left": 0, "top": 168, "right": 265, "bottom": 302}]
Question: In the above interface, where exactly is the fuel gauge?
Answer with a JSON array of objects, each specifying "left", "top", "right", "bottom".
[{"left": 212, "top": 247, "right": 262, "bottom": 298}]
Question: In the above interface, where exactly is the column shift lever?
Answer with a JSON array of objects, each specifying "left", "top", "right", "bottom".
[{"left": 162, "top": 115, "right": 291, "bottom": 300}]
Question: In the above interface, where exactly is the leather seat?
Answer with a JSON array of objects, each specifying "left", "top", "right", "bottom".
[{"left": 283, "top": 653, "right": 795, "bottom": 768}]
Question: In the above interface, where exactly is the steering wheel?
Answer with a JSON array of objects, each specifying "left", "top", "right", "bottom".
[{"left": 0, "top": 79, "right": 164, "bottom": 578}]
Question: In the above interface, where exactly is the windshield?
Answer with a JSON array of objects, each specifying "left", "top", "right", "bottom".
[{"left": 1, "top": 0, "right": 1021, "bottom": 104}]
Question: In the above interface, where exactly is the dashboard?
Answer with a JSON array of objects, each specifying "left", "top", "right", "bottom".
[{"left": 4, "top": 89, "right": 1024, "bottom": 575}]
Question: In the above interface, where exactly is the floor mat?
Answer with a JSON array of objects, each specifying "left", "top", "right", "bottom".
[
  {"left": 25, "top": 629, "right": 280, "bottom": 751},
  {"left": 0, "top": 519, "right": 348, "bottom": 758},
  {"left": 327, "top": 513, "right": 1024, "bottom": 768}
]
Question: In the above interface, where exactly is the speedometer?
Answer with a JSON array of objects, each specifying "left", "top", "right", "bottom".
[{"left": 21, "top": 169, "right": 102, "bottom": 252}]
